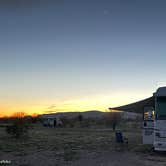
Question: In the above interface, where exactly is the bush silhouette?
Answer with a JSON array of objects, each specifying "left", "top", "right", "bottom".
[{"left": 6, "top": 112, "right": 31, "bottom": 138}]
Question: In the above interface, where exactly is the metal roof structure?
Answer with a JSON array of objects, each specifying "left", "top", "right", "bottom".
[{"left": 109, "top": 96, "right": 155, "bottom": 114}]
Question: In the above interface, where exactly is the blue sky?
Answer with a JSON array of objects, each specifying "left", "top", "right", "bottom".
[{"left": 0, "top": 0, "right": 166, "bottom": 115}]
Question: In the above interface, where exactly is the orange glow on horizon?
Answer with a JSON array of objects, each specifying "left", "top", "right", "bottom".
[{"left": 0, "top": 92, "right": 149, "bottom": 117}]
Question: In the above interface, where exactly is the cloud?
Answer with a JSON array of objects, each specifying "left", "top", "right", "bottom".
[
  {"left": 45, "top": 103, "right": 70, "bottom": 113},
  {"left": 47, "top": 105, "right": 57, "bottom": 110}
]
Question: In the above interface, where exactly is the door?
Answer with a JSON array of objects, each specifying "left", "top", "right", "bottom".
[{"left": 143, "top": 107, "right": 154, "bottom": 144}]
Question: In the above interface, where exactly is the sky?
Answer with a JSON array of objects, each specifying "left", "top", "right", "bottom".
[{"left": 0, "top": 0, "right": 166, "bottom": 116}]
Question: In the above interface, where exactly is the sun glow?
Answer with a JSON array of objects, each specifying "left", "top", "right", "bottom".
[{"left": 0, "top": 92, "right": 149, "bottom": 117}]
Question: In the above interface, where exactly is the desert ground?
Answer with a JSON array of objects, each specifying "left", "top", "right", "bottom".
[{"left": 0, "top": 124, "right": 166, "bottom": 166}]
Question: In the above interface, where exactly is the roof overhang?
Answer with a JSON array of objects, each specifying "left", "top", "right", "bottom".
[{"left": 109, "top": 96, "right": 155, "bottom": 114}]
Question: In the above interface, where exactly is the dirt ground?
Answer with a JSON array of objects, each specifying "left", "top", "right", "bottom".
[{"left": 0, "top": 126, "right": 166, "bottom": 166}]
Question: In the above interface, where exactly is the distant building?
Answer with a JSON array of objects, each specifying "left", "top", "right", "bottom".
[{"left": 40, "top": 115, "right": 62, "bottom": 127}]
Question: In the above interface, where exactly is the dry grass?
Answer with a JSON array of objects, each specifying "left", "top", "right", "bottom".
[
  {"left": 0, "top": 123, "right": 165, "bottom": 166},
  {"left": 0, "top": 125, "right": 142, "bottom": 157}
]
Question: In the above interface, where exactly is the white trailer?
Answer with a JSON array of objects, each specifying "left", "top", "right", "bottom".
[
  {"left": 153, "top": 87, "right": 166, "bottom": 151},
  {"left": 111, "top": 86, "right": 166, "bottom": 151},
  {"left": 141, "top": 87, "right": 166, "bottom": 151}
]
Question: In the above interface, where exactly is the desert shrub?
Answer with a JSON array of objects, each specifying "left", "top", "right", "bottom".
[
  {"left": 6, "top": 112, "right": 32, "bottom": 138},
  {"left": 6, "top": 123, "right": 28, "bottom": 138}
]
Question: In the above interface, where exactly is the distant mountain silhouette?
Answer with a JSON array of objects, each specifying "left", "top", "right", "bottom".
[
  {"left": 39, "top": 110, "right": 105, "bottom": 119},
  {"left": 39, "top": 110, "right": 141, "bottom": 120}
]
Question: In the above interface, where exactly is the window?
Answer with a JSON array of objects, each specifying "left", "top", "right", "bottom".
[{"left": 144, "top": 107, "right": 155, "bottom": 121}]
